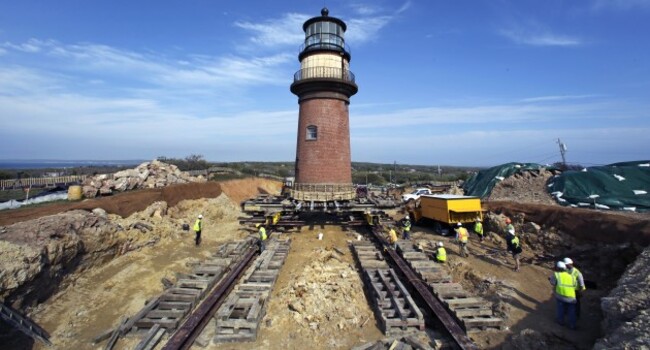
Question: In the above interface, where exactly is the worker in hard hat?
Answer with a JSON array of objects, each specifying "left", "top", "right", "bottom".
[
  {"left": 387, "top": 226, "right": 398, "bottom": 250},
  {"left": 473, "top": 217, "right": 484, "bottom": 242},
  {"left": 193, "top": 214, "right": 203, "bottom": 246},
  {"left": 435, "top": 242, "right": 446, "bottom": 263},
  {"left": 455, "top": 222, "right": 469, "bottom": 258},
  {"left": 401, "top": 215, "right": 412, "bottom": 240},
  {"left": 256, "top": 223, "right": 267, "bottom": 252},
  {"left": 505, "top": 226, "right": 522, "bottom": 272},
  {"left": 564, "top": 257, "right": 586, "bottom": 319},
  {"left": 505, "top": 217, "right": 514, "bottom": 233},
  {"left": 549, "top": 261, "right": 578, "bottom": 329}
]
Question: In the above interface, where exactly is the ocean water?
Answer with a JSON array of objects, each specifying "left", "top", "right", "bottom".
[{"left": 0, "top": 160, "right": 145, "bottom": 169}]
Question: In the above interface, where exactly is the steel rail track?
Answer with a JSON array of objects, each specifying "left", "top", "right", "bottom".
[
  {"left": 368, "top": 226, "right": 480, "bottom": 350},
  {"left": 161, "top": 246, "right": 258, "bottom": 350}
]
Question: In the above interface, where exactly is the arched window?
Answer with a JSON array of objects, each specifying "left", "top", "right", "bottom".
[{"left": 306, "top": 125, "right": 318, "bottom": 140}]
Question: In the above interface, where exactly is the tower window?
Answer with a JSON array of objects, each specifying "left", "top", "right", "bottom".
[{"left": 306, "top": 125, "right": 318, "bottom": 140}]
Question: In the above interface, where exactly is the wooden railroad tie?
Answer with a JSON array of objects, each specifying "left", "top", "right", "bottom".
[{"left": 397, "top": 241, "right": 505, "bottom": 333}]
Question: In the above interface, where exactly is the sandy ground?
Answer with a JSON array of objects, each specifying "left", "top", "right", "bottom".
[
  {"left": 26, "top": 220, "right": 247, "bottom": 350},
  {"left": 202, "top": 226, "right": 384, "bottom": 350},
  {"left": 407, "top": 228, "right": 606, "bottom": 349},
  {"left": 19, "top": 225, "right": 384, "bottom": 350},
  {"left": 2, "top": 177, "right": 642, "bottom": 350}
]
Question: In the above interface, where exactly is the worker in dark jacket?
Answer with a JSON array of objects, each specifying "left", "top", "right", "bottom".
[
  {"left": 505, "top": 227, "right": 522, "bottom": 272},
  {"left": 193, "top": 214, "right": 203, "bottom": 246}
]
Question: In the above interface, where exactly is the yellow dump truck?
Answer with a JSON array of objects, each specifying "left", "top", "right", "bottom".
[{"left": 408, "top": 194, "right": 483, "bottom": 235}]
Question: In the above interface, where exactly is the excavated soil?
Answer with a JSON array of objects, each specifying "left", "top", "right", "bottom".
[
  {"left": 0, "top": 178, "right": 282, "bottom": 227},
  {"left": 487, "top": 169, "right": 558, "bottom": 205},
  {"left": 2, "top": 174, "right": 650, "bottom": 350},
  {"left": 486, "top": 201, "right": 650, "bottom": 246},
  {"left": 196, "top": 227, "right": 384, "bottom": 350}
]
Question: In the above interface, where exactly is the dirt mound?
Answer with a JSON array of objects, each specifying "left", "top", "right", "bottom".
[
  {"left": 0, "top": 178, "right": 280, "bottom": 226},
  {"left": 487, "top": 169, "right": 557, "bottom": 205},
  {"left": 219, "top": 178, "right": 282, "bottom": 203},
  {"left": 486, "top": 200, "right": 650, "bottom": 246}
]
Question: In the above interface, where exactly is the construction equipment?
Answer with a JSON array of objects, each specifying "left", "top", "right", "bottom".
[{"left": 407, "top": 195, "right": 483, "bottom": 235}]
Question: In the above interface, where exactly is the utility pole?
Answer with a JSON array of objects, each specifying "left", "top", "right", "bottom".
[{"left": 557, "top": 138, "right": 567, "bottom": 166}]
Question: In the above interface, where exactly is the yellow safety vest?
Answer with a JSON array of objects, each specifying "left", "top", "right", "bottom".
[
  {"left": 474, "top": 222, "right": 483, "bottom": 235},
  {"left": 403, "top": 220, "right": 411, "bottom": 232},
  {"left": 554, "top": 271, "right": 577, "bottom": 299},
  {"left": 570, "top": 267, "right": 586, "bottom": 291},
  {"left": 436, "top": 247, "right": 447, "bottom": 262},
  {"left": 457, "top": 227, "right": 469, "bottom": 243},
  {"left": 389, "top": 229, "right": 398, "bottom": 243},
  {"left": 510, "top": 236, "right": 520, "bottom": 249},
  {"left": 259, "top": 227, "right": 267, "bottom": 241},
  {"left": 193, "top": 219, "right": 202, "bottom": 232}
]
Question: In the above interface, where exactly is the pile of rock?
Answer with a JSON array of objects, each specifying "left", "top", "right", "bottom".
[
  {"left": 488, "top": 168, "right": 557, "bottom": 205},
  {"left": 81, "top": 160, "right": 205, "bottom": 198},
  {"left": 277, "top": 247, "right": 372, "bottom": 339},
  {"left": 595, "top": 245, "right": 650, "bottom": 349}
]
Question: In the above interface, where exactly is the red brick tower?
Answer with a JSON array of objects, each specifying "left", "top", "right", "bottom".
[{"left": 290, "top": 8, "right": 358, "bottom": 201}]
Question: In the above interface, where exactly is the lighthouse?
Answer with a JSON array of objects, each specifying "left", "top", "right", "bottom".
[{"left": 290, "top": 8, "right": 358, "bottom": 201}]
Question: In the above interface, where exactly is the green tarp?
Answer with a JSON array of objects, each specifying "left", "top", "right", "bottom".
[
  {"left": 462, "top": 162, "right": 549, "bottom": 198},
  {"left": 548, "top": 161, "right": 650, "bottom": 212}
]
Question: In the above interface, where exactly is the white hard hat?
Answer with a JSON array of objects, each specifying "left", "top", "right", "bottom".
[
  {"left": 198, "top": 214, "right": 203, "bottom": 219},
  {"left": 457, "top": 222, "right": 462, "bottom": 226},
  {"left": 507, "top": 227, "right": 515, "bottom": 234},
  {"left": 556, "top": 261, "right": 566, "bottom": 269},
  {"left": 563, "top": 258, "right": 573, "bottom": 265},
  {"left": 438, "top": 242, "right": 444, "bottom": 247}
]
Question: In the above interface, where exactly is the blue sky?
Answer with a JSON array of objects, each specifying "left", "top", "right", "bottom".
[{"left": 0, "top": 0, "right": 648, "bottom": 166}]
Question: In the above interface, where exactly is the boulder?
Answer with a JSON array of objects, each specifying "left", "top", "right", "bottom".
[
  {"left": 523, "top": 222, "right": 541, "bottom": 234},
  {"left": 82, "top": 186, "right": 98, "bottom": 198},
  {"left": 113, "top": 169, "right": 140, "bottom": 179}
]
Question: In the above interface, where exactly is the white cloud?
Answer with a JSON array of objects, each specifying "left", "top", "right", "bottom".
[
  {"left": 593, "top": 0, "right": 650, "bottom": 10},
  {"left": 351, "top": 126, "right": 650, "bottom": 166},
  {"left": 521, "top": 95, "right": 598, "bottom": 103},
  {"left": 349, "top": 3, "right": 383, "bottom": 16},
  {"left": 235, "top": 2, "right": 410, "bottom": 49},
  {"left": 346, "top": 16, "right": 393, "bottom": 43},
  {"left": 2, "top": 39, "right": 292, "bottom": 90},
  {"left": 500, "top": 28, "right": 583, "bottom": 47},
  {"left": 350, "top": 102, "right": 610, "bottom": 129},
  {"left": 235, "top": 13, "right": 309, "bottom": 48}
]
